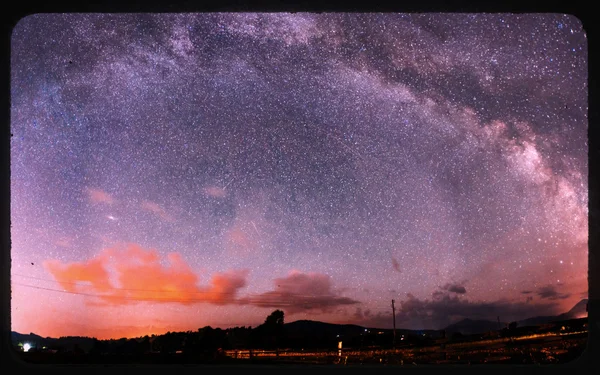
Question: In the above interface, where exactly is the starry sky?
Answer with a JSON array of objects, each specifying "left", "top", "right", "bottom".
[{"left": 10, "top": 13, "right": 588, "bottom": 340}]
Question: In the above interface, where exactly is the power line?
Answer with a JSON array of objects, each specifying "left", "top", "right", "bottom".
[
  {"left": 12, "top": 273, "right": 219, "bottom": 294},
  {"left": 11, "top": 273, "right": 357, "bottom": 300},
  {"left": 10, "top": 282, "right": 279, "bottom": 304},
  {"left": 11, "top": 281, "right": 355, "bottom": 307}
]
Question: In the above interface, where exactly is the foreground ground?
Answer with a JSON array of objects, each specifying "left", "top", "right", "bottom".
[
  {"left": 226, "top": 331, "right": 587, "bottom": 365},
  {"left": 14, "top": 331, "right": 587, "bottom": 365}
]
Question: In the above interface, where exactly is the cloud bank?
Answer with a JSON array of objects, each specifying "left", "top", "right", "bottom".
[
  {"left": 352, "top": 284, "right": 560, "bottom": 330},
  {"left": 44, "top": 243, "right": 248, "bottom": 306},
  {"left": 43, "top": 245, "right": 357, "bottom": 312},
  {"left": 238, "top": 270, "right": 360, "bottom": 314}
]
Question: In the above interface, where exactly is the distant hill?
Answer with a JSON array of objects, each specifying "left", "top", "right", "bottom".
[
  {"left": 442, "top": 299, "right": 588, "bottom": 335},
  {"left": 13, "top": 300, "right": 588, "bottom": 344},
  {"left": 10, "top": 331, "right": 98, "bottom": 352},
  {"left": 518, "top": 299, "right": 588, "bottom": 328},
  {"left": 559, "top": 298, "right": 588, "bottom": 319},
  {"left": 444, "top": 318, "right": 505, "bottom": 335},
  {"left": 11, "top": 332, "right": 57, "bottom": 345},
  {"left": 10, "top": 332, "right": 63, "bottom": 352},
  {"left": 517, "top": 315, "right": 559, "bottom": 327},
  {"left": 283, "top": 320, "right": 441, "bottom": 340},
  {"left": 284, "top": 320, "right": 368, "bottom": 338}
]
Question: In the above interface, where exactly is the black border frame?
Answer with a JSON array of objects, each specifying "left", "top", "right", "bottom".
[{"left": 1, "top": 1, "right": 597, "bottom": 374}]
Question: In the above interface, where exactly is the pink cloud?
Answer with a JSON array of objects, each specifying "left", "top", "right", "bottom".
[
  {"left": 204, "top": 186, "right": 227, "bottom": 198},
  {"left": 54, "top": 237, "right": 73, "bottom": 248},
  {"left": 224, "top": 223, "right": 259, "bottom": 258},
  {"left": 87, "top": 188, "right": 115, "bottom": 204},
  {"left": 141, "top": 200, "right": 175, "bottom": 222}
]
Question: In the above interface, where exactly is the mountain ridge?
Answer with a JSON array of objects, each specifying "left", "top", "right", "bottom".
[
  {"left": 444, "top": 298, "right": 588, "bottom": 335},
  {"left": 12, "top": 299, "right": 587, "bottom": 342}
]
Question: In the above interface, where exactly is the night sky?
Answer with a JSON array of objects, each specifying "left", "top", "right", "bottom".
[{"left": 10, "top": 13, "right": 588, "bottom": 340}]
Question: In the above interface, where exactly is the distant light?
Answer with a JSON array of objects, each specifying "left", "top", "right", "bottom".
[
  {"left": 23, "top": 343, "right": 31, "bottom": 352},
  {"left": 365, "top": 329, "right": 368, "bottom": 332},
  {"left": 560, "top": 260, "right": 563, "bottom": 264}
]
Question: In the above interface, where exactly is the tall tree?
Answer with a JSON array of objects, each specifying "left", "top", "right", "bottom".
[{"left": 264, "top": 310, "right": 285, "bottom": 327}]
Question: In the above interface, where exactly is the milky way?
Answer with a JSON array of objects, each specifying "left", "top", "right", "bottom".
[{"left": 10, "top": 13, "right": 588, "bottom": 339}]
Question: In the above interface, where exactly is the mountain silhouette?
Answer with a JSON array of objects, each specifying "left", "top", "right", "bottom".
[
  {"left": 284, "top": 320, "right": 367, "bottom": 337},
  {"left": 443, "top": 318, "right": 506, "bottom": 335},
  {"left": 443, "top": 299, "right": 588, "bottom": 335},
  {"left": 12, "top": 299, "right": 588, "bottom": 345},
  {"left": 560, "top": 298, "right": 588, "bottom": 319},
  {"left": 517, "top": 298, "right": 588, "bottom": 328}
]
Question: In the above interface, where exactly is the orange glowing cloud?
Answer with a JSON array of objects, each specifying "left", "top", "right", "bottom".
[
  {"left": 87, "top": 188, "right": 115, "bottom": 204},
  {"left": 43, "top": 243, "right": 248, "bottom": 306},
  {"left": 44, "top": 257, "right": 113, "bottom": 293},
  {"left": 203, "top": 269, "right": 250, "bottom": 305}
]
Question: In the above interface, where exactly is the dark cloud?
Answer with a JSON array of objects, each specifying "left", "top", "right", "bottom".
[
  {"left": 391, "top": 257, "right": 401, "bottom": 273},
  {"left": 351, "top": 309, "right": 392, "bottom": 329},
  {"left": 536, "top": 285, "right": 571, "bottom": 300},
  {"left": 521, "top": 290, "right": 533, "bottom": 294},
  {"left": 238, "top": 271, "right": 360, "bottom": 314},
  {"left": 352, "top": 291, "right": 560, "bottom": 330},
  {"left": 441, "top": 283, "right": 467, "bottom": 294},
  {"left": 432, "top": 290, "right": 445, "bottom": 300},
  {"left": 353, "top": 307, "right": 372, "bottom": 321}
]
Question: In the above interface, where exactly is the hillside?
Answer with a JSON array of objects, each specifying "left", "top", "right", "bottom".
[
  {"left": 443, "top": 299, "right": 588, "bottom": 334},
  {"left": 12, "top": 299, "right": 588, "bottom": 345},
  {"left": 444, "top": 318, "right": 505, "bottom": 335}
]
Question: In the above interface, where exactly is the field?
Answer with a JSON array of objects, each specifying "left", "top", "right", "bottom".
[
  {"left": 14, "top": 330, "right": 587, "bottom": 365},
  {"left": 224, "top": 331, "right": 586, "bottom": 365}
]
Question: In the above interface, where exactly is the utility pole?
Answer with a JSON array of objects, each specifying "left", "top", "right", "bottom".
[{"left": 392, "top": 299, "right": 396, "bottom": 348}]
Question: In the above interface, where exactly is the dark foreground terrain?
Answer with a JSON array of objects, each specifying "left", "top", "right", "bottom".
[{"left": 14, "top": 331, "right": 586, "bottom": 365}]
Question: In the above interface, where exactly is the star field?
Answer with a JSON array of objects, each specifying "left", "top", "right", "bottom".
[{"left": 10, "top": 13, "right": 587, "bottom": 339}]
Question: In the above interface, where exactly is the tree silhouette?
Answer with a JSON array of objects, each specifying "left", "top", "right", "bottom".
[
  {"left": 264, "top": 310, "right": 285, "bottom": 326},
  {"left": 249, "top": 310, "right": 286, "bottom": 351},
  {"left": 264, "top": 310, "right": 285, "bottom": 351}
]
